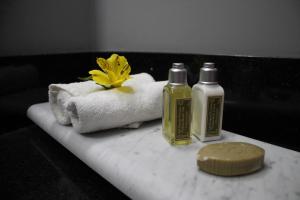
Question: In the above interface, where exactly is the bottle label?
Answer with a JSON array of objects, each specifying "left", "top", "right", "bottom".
[
  {"left": 206, "top": 96, "right": 222, "bottom": 137},
  {"left": 175, "top": 98, "right": 191, "bottom": 141}
]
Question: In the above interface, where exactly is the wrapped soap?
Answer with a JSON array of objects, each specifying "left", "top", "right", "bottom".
[{"left": 197, "top": 142, "right": 265, "bottom": 176}]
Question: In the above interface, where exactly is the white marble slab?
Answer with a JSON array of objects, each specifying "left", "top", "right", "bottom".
[{"left": 27, "top": 103, "right": 300, "bottom": 200}]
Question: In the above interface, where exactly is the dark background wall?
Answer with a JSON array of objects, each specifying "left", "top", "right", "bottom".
[
  {"left": 1, "top": 0, "right": 300, "bottom": 57},
  {"left": 0, "top": 0, "right": 95, "bottom": 56}
]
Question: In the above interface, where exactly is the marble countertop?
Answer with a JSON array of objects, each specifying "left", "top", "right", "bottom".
[{"left": 27, "top": 103, "right": 300, "bottom": 200}]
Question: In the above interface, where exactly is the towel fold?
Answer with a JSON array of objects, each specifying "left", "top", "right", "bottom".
[
  {"left": 67, "top": 81, "right": 167, "bottom": 133},
  {"left": 49, "top": 73, "right": 155, "bottom": 125}
]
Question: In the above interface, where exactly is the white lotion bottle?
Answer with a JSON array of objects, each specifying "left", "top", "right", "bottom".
[{"left": 191, "top": 62, "right": 224, "bottom": 142}]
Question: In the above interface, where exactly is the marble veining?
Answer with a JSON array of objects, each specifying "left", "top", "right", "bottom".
[{"left": 27, "top": 103, "right": 300, "bottom": 200}]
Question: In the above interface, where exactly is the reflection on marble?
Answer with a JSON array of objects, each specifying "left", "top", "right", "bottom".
[{"left": 27, "top": 103, "right": 300, "bottom": 200}]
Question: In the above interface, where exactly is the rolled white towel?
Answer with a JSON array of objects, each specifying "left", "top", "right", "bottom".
[
  {"left": 66, "top": 81, "right": 168, "bottom": 133},
  {"left": 49, "top": 73, "right": 155, "bottom": 125},
  {"left": 49, "top": 81, "right": 100, "bottom": 124}
]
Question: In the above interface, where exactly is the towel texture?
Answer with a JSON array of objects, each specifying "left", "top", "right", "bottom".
[
  {"left": 67, "top": 81, "right": 167, "bottom": 133},
  {"left": 49, "top": 73, "right": 155, "bottom": 125}
]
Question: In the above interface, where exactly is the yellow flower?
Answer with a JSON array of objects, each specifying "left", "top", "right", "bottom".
[{"left": 89, "top": 54, "right": 131, "bottom": 88}]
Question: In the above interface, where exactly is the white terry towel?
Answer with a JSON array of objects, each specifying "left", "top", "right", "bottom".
[
  {"left": 66, "top": 80, "right": 168, "bottom": 133},
  {"left": 49, "top": 73, "right": 155, "bottom": 125}
]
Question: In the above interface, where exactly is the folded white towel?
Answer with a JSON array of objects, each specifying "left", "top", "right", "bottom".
[
  {"left": 49, "top": 73, "right": 155, "bottom": 125},
  {"left": 66, "top": 81, "right": 167, "bottom": 133}
]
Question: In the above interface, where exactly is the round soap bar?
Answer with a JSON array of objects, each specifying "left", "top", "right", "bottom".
[{"left": 197, "top": 142, "right": 265, "bottom": 176}]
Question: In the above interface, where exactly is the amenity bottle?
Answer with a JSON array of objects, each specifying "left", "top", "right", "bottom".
[
  {"left": 162, "top": 63, "right": 192, "bottom": 145},
  {"left": 191, "top": 62, "right": 224, "bottom": 142}
]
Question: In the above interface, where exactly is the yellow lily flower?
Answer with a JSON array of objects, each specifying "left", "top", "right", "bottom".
[{"left": 89, "top": 54, "right": 131, "bottom": 88}]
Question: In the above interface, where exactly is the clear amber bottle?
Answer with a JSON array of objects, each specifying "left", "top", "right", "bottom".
[{"left": 162, "top": 63, "right": 192, "bottom": 145}]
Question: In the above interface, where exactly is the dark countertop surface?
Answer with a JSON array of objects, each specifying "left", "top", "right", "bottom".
[{"left": 0, "top": 125, "right": 130, "bottom": 200}]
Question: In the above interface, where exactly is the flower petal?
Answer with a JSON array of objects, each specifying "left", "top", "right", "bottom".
[
  {"left": 107, "top": 70, "right": 118, "bottom": 82},
  {"left": 111, "top": 78, "right": 126, "bottom": 87},
  {"left": 96, "top": 58, "right": 111, "bottom": 72},
  {"left": 107, "top": 54, "right": 119, "bottom": 73},
  {"left": 89, "top": 70, "right": 104, "bottom": 75},
  {"left": 116, "top": 56, "right": 131, "bottom": 76},
  {"left": 89, "top": 70, "right": 112, "bottom": 86},
  {"left": 118, "top": 63, "right": 131, "bottom": 80}
]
